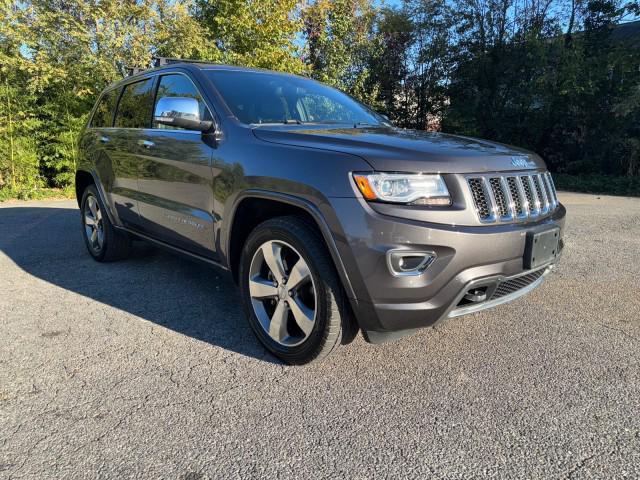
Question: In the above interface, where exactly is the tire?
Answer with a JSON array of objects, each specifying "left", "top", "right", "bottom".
[
  {"left": 80, "top": 184, "right": 131, "bottom": 262},
  {"left": 239, "top": 216, "right": 355, "bottom": 364}
]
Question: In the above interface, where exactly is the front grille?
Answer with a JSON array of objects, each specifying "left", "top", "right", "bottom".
[
  {"left": 532, "top": 175, "right": 547, "bottom": 212},
  {"left": 467, "top": 171, "right": 558, "bottom": 223},
  {"left": 490, "top": 268, "right": 546, "bottom": 300},
  {"left": 522, "top": 177, "right": 535, "bottom": 213},
  {"left": 468, "top": 178, "right": 491, "bottom": 219},
  {"left": 506, "top": 177, "right": 523, "bottom": 215},
  {"left": 489, "top": 177, "right": 509, "bottom": 217}
]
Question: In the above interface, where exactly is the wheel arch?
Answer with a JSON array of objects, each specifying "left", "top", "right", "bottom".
[
  {"left": 75, "top": 170, "right": 95, "bottom": 207},
  {"left": 225, "top": 190, "right": 357, "bottom": 302},
  {"left": 74, "top": 169, "right": 120, "bottom": 227}
]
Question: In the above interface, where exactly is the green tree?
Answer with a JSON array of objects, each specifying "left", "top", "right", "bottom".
[
  {"left": 368, "top": 7, "right": 414, "bottom": 124},
  {"left": 0, "top": 1, "right": 42, "bottom": 196},
  {"left": 404, "top": 0, "right": 453, "bottom": 130},
  {"left": 193, "top": 0, "right": 305, "bottom": 73},
  {"left": 303, "top": 0, "right": 380, "bottom": 104},
  {"left": 1, "top": 0, "right": 209, "bottom": 193}
]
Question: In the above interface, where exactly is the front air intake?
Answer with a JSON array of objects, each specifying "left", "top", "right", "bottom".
[{"left": 490, "top": 268, "right": 547, "bottom": 300}]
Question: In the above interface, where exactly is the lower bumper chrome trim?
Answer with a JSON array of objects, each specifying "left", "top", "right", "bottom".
[{"left": 447, "top": 265, "right": 553, "bottom": 319}]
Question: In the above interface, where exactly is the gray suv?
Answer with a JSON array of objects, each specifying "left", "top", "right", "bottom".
[{"left": 76, "top": 59, "right": 566, "bottom": 364}]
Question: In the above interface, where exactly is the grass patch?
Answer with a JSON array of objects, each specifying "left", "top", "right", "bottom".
[
  {"left": 553, "top": 174, "right": 640, "bottom": 197},
  {"left": 0, "top": 186, "right": 75, "bottom": 202}
]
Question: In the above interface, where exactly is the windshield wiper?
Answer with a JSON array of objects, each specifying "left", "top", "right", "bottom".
[
  {"left": 283, "top": 118, "right": 302, "bottom": 124},
  {"left": 353, "top": 122, "right": 379, "bottom": 128}
]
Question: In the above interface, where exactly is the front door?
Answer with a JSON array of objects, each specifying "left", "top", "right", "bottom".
[{"left": 136, "top": 73, "right": 217, "bottom": 258}]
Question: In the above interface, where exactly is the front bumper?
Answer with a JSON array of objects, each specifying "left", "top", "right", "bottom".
[{"left": 326, "top": 197, "right": 566, "bottom": 342}]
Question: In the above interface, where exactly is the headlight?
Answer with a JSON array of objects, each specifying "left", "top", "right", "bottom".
[{"left": 353, "top": 173, "right": 451, "bottom": 206}]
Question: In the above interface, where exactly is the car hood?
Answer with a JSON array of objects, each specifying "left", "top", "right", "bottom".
[{"left": 252, "top": 125, "right": 545, "bottom": 173}]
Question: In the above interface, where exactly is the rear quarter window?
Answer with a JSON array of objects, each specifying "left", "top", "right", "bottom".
[
  {"left": 90, "top": 89, "right": 119, "bottom": 128},
  {"left": 114, "top": 78, "right": 155, "bottom": 129}
]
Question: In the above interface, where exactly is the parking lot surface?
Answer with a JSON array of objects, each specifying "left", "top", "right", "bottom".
[{"left": 1, "top": 192, "right": 639, "bottom": 479}]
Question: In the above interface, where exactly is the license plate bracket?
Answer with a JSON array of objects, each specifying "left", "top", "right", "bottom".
[{"left": 524, "top": 227, "right": 560, "bottom": 269}]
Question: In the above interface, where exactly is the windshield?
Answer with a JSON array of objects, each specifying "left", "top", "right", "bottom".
[{"left": 204, "top": 70, "right": 385, "bottom": 126}]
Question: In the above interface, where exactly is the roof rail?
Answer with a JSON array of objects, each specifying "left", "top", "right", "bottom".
[
  {"left": 152, "top": 57, "right": 216, "bottom": 68},
  {"left": 126, "top": 66, "right": 145, "bottom": 77},
  {"left": 125, "top": 57, "right": 216, "bottom": 77}
]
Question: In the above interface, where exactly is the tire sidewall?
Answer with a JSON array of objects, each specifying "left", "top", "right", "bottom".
[
  {"left": 80, "top": 185, "right": 108, "bottom": 261},
  {"left": 239, "top": 221, "right": 336, "bottom": 361}
]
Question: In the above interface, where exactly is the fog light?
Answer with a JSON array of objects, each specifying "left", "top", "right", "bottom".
[{"left": 386, "top": 250, "right": 436, "bottom": 276}]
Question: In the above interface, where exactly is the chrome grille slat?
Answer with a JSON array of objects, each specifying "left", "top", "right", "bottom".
[
  {"left": 500, "top": 176, "right": 517, "bottom": 219},
  {"left": 482, "top": 177, "right": 500, "bottom": 222},
  {"left": 468, "top": 178, "right": 493, "bottom": 221},
  {"left": 527, "top": 175, "right": 541, "bottom": 216},
  {"left": 519, "top": 175, "right": 533, "bottom": 216},
  {"left": 549, "top": 173, "right": 559, "bottom": 201},
  {"left": 544, "top": 173, "right": 558, "bottom": 209},
  {"left": 538, "top": 174, "right": 551, "bottom": 213},
  {"left": 515, "top": 176, "right": 530, "bottom": 218},
  {"left": 532, "top": 174, "right": 548, "bottom": 214},
  {"left": 467, "top": 171, "right": 558, "bottom": 224},
  {"left": 506, "top": 177, "right": 523, "bottom": 217},
  {"left": 489, "top": 177, "right": 511, "bottom": 220}
]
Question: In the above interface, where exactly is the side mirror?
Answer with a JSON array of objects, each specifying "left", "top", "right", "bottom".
[{"left": 153, "top": 96, "right": 214, "bottom": 132}]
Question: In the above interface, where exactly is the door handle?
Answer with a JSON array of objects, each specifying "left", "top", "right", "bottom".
[
  {"left": 99, "top": 136, "right": 110, "bottom": 143},
  {"left": 138, "top": 139, "right": 154, "bottom": 149}
]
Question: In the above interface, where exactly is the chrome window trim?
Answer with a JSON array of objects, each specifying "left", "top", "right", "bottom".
[{"left": 88, "top": 70, "right": 218, "bottom": 133}]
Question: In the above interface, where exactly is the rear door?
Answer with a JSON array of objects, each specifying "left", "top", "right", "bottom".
[
  {"left": 82, "top": 88, "right": 129, "bottom": 221},
  {"left": 135, "top": 73, "right": 217, "bottom": 257},
  {"left": 109, "top": 77, "right": 156, "bottom": 227}
]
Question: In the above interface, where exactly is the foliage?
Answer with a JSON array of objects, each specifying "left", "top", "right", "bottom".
[
  {"left": 303, "top": 0, "right": 380, "bottom": 104},
  {"left": 441, "top": 0, "right": 640, "bottom": 190},
  {"left": 367, "top": 7, "right": 414, "bottom": 122},
  {"left": 553, "top": 174, "right": 640, "bottom": 196},
  {"left": 0, "top": 0, "right": 639, "bottom": 200},
  {"left": 0, "top": 185, "right": 74, "bottom": 202},
  {"left": 193, "top": 0, "right": 305, "bottom": 73},
  {"left": 1, "top": 0, "right": 212, "bottom": 197}
]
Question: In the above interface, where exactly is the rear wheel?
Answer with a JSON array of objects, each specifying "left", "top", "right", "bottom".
[
  {"left": 80, "top": 185, "right": 131, "bottom": 262},
  {"left": 239, "top": 216, "right": 354, "bottom": 364}
]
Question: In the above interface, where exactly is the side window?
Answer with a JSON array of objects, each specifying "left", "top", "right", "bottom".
[
  {"left": 91, "top": 89, "right": 118, "bottom": 128},
  {"left": 153, "top": 74, "right": 211, "bottom": 129},
  {"left": 114, "top": 79, "right": 154, "bottom": 129}
]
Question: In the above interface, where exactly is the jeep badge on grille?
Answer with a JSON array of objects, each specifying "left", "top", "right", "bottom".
[{"left": 511, "top": 156, "right": 535, "bottom": 168}]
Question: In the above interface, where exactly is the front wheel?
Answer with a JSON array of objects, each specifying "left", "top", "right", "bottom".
[{"left": 239, "top": 216, "right": 354, "bottom": 364}]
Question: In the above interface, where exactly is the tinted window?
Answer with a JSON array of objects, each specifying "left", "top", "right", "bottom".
[
  {"left": 204, "top": 70, "right": 384, "bottom": 126},
  {"left": 114, "top": 79, "right": 154, "bottom": 129},
  {"left": 298, "top": 94, "right": 360, "bottom": 124},
  {"left": 91, "top": 89, "right": 118, "bottom": 128},
  {"left": 153, "top": 74, "right": 211, "bottom": 129}
]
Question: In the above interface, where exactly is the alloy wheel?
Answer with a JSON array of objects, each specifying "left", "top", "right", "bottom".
[
  {"left": 83, "top": 195, "right": 104, "bottom": 253},
  {"left": 248, "top": 240, "right": 317, "bottom": 347}
]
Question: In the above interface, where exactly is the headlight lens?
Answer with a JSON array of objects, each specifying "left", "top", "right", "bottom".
[{"left": 353, "top": 173, "right": 451, "bottom": 206}]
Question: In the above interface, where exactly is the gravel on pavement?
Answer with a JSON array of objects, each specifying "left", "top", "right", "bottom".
[{"left": 0, "top": 192, "right": 638, "bottom": 479}]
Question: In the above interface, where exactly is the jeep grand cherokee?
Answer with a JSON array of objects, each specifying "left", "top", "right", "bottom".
[{"left": 76, "top": 59, "right": 566, "bottom": 364}]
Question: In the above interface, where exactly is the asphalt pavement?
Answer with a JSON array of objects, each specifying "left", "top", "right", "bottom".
[{"left": 0, "top": 192, "right": 639, "bottom": 479}]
